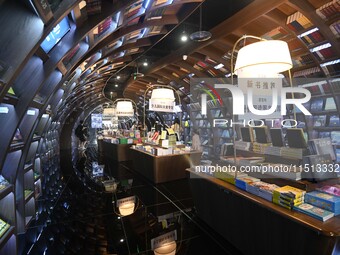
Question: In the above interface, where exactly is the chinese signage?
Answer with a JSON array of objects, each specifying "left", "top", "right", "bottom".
[
  {"left": 149, "top": 99, "right": 175, "bottom": 113},
  {"left": 238, "top": 77, "right": 282, "bottom": 120},
  {"left": 151, "top": 230, "right": 177, "bottom": 250}
]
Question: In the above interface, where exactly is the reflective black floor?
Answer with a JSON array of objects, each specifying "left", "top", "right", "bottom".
[{"left": 22, "top": 144, "right": 243, "bottom": 255}]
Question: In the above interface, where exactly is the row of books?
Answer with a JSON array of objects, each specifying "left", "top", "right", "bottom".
[
  {"left": 125, "top": 0, "right": 143, "bottom": 19},
  {"left": 315, "top": 0, "right": 340, "bottom": 21},
  {"left": 312, "top": 47, "right": 335, "bottom": 61},
  {"left": 0, "top": 175, "right": 10, "bottom": 191},
  {"left": 329, "top": 21, "right": 340, "bottom": 38},
  {"left": 86, "top": 0, "right": 102, "bottom": 16},
  {"left": 298, "top": 28, "right": 325, "bottom": 46},
  {"left": 215, "top": 168, "right": 336, "bottom": 221},
  {"left": 293, "top": 66, "right": 321, "bottom": 77},
  {"left": 286, "top": 11, "right": 313, "bottom": 33},
  {"left": 262, "top": 26, "right": 290, "bottom": 40},
  {"left": 63, "top": 44, "right": 81, "bottom": 65},
  {"left": 0, "top": 218, "right": 10, "bottom": 238},
  {"left": 94, "top": 17, "right": 112, "bottom": 36}
]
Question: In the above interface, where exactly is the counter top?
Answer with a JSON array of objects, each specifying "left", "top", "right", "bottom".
[
  {"left": 130, "top": 147, "right": 201, "bottom": 158},
  {"left": 187, "top": 168, "right": 340, "bottom": 237}
]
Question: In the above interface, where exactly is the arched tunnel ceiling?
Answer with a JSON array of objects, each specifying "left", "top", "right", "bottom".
[{"left": 0, "top": 0, "right": 339, "bottom": 167}]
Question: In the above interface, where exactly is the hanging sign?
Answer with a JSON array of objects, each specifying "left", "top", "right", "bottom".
[
  {"left": 116, "top": 196, "right": 135, "bottom": 208},
  {"left": 116, "top": 109, "right": 134, "bottom": 116},
  {"left": 149, "top": 99, "right": 175, "bottom": 113},
  {"left": 237, "top": 77, "right": 282, "bottom": 120}
]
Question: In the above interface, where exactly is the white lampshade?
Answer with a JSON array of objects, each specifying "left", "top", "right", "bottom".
[
  {"left": 116, "top": 101, "right": 133, "bottom": 110},
  {"left": 154, "top": 241, "right": 177, "bottom": 255},
  {"left": 103, "top": 107, "right": 115, "bottom": 115},
  {"left": 118, "top": 202, "right": 135, "bottom": 216},
  {"left": 234, "top": 40, "right": 292, "bottom": 76},
  {"left": 151, "top": 88, "right": 175, "bottom": 101},
  {"left": 116, "top": 101, "right": 134, "bottom": 116}
]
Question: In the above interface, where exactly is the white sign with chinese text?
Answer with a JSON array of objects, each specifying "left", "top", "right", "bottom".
[
  {"left": 238, "top": 78, "right": 282, "bottom": 120},
  {"left": 149, "top": 99, "right": 175, "bottom": 113}
]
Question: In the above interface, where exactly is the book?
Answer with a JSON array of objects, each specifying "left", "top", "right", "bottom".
[
  {"left": 302, "top": 154, "right": 336, "bottom": 181},
  {"left": 308, "top": 137, "right": 336, "bottom": 160},
  {"left": 317, "top": 185, "right": 340, "bottom": 197},
  {"left": 305, "top": 191, "right": 340, "bottom": 215},
  {"left": 0, "top": 218, "right": 10, "bottom": 238},
  {"left": 293, "top": 203, "right": 334, "bottom": 221},
  {"left": 273, "top": 185, "right": 306, "bottom": 199}
]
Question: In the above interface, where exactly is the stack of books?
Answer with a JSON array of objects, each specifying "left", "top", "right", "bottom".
[
  {"left": 0, "top": 218, "right": 10, "bottom": 238},
  {"left": 280, "top": 147, "right": 305, "bottom": 159},
  {"left": 234, "top": 141, "right": 251, "bottom": 151},
  {"left": 260, "top": 163, "right": 302, "bottom": 181},
  {"left": 305, "top": 191, "right": 340, "bottom": 215},
  {"left": 264, "top": 146, "right": 282, "bottom": 156},
  {"left": 317, "top": 185, "right": 340, "bottom": 197},
  {"left": 253, "top": 143, "right": 271, "bottom": 154},
  {"left": 273, "top": 186, "right": 306, "bottom": 209},
  {"left": 214, "top": 171, "right": 248, "bottom": 185},
  {"left": 315, "top": 0, "right": 340, "bottom": 20},
  {"left": 293, "top": 203, "right": 334, "bottom": 221},
  {"left": 247, "top": 181, "right": 280, "bottom": 201},
  {"left": 286, "top": 11, "right": 313, "bottom": 32},
  {"left": 235, "top": 176, "right": 261, "bottom": 191}
]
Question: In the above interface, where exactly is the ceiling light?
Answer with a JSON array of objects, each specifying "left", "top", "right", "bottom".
[
  {"left": 182, "top": 54, "right": 187, "bottom": 60},
  {"left": 235, "top": 40, "right": 292, "bottom": 77},
  {"left": 181, "top": 33, "right": 188, "bottom": 42},
  {"left": 116, "top": 75, "right": 120, "bottom": 79},
  {"left": 143, "top": 61, "right": 148, "bottom": 66},
  {"left": 214, "top": 63, "right": 224, "bottom": 69},
  {"left": 115, "top": 84, "right": 118, "bottom": 87}
]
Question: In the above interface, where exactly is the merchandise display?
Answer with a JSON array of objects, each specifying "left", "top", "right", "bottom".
[
  {"left": 0, "top": 218, "right": 10, "bottom": 238},
  {"left": 0, "top": 0, "right": 339, "bottom": 254},
  {"left": 0, "top": 175, "right": 9, "bottom": 190}
]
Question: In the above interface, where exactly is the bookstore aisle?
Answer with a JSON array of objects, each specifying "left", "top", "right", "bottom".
[{"left": 19, "top": 145, "right": 243, "bottom": 255}]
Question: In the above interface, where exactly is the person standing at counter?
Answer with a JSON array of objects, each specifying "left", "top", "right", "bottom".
[
  {"left": 171, "top": 117, "right": 183, "bottom": 141},
  {"left": 192, "top": 129, "right": 202, "bottom": 151}
]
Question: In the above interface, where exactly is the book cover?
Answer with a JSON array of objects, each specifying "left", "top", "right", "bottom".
[
  {"left": 305, "top": 191, "right": 340, "bottom": 215},
  {"left": 273, "top": 185, "right": 306, "bottom": 199},
  {"left": 293, "top": 203, "right": 334, "bottom": 221}
]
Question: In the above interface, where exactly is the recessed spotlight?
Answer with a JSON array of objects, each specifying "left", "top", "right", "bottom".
[
  {"left": 181, "top": 34, "right": 188, "bottom": 42},
  {"left": 120, "top": 239, "right": 124, "bottom": 243},
  {"left": 116, "top": 75, "right": 120, "bottom": 79},
  {"left": 143, "top": 61, "right": 148, "bottom": 66},
  {"left": 115, "top": 84, "right": 118, "bottom": 87}
]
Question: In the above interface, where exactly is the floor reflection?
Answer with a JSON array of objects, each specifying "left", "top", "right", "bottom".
[{"left": 22, "top": 144, "right": 243, "bottom": 255}]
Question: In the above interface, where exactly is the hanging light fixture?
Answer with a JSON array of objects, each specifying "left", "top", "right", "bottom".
[
  {"left": 153, "top": 241, "right": 177, "bottom": 255},
  {"left": 113, "top": 98, "right": 137, "bottom": 117},
  {"left": 131, "top": 63, "right": 144, "bottom": 80},
  {"left": 150, "top": 88, "right": 175, "bottom": 101},
  {"left": 190, "top": 4, "right": 212, "bottom": 42},
  {"left": 118, "top": 201, "right": 135, "bottom": 216},
  {"left": 234, "top": 38, "right": 292, "bottom": 77}
]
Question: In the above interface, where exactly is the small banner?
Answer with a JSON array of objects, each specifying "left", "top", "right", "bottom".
[{"left": 149, "top": 99, "right": 175, "bottom": 113}]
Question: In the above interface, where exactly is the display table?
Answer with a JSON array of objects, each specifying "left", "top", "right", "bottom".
[
  {"left": 130, "top": 148, "right": 201, "bottom": 184},
  {"left": 187, "top": 169, "right": 340, "bottom": 255},
  {"left": 100, "top": 139, "right": 132, "bottom": 162}
]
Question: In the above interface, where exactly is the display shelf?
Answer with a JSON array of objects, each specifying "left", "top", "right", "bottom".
[{"left": 0, "top": 181, "right": 16, "bottom": 255}]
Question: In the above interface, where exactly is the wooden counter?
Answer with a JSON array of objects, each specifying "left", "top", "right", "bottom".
[
  {"left": 130, "top": 148, "right": 201, "bottom": 184},
  {"left": 187, "top": 169, "right": 340, "bottom": 255},
  {"left": 99, "top": 139, "right": 132, "bottom": 162}
]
